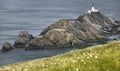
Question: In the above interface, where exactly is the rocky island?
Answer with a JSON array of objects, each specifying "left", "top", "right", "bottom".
[{"left": 2, "top": 6, "right": 120, "bottom": 52}]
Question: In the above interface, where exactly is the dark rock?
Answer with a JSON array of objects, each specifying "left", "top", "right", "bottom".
[
  {"left": 116, "top": 26, "right": 120, "bottom": 34},
  {"left": 14, "top": 31, "right": 34, "bottom": 48},
  {"left": 25, "top": 44, "right": 32, "bottom": 51},
  {"left": 2, "top": 42, "right": 13, "bottom": 52}
]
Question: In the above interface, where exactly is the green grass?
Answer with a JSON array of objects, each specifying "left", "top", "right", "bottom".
[{"left": 0, "top": 41, "right": 120, "bottom": 71}]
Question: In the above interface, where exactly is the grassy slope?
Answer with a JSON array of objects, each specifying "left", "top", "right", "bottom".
[{"left": 0, "top": 41, "right": 120, "bottom": 71}]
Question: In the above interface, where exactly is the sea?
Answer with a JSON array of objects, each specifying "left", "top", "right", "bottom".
[{"left": 0, "top": 0, "right": 120, "bottom": 66}]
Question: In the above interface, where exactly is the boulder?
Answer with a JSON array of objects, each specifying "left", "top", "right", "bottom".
[
  {"left": 14, "top": 31, "right": 34, "bottom": 48},
  {"left": 25, "top": 35, "right": 53, "bottom": 50},
  {"left": 26, "top": 28, "right": 84, "bottom": 50},
  {"left": 2, "top": 42, "right": 13, "bottom": 52}
]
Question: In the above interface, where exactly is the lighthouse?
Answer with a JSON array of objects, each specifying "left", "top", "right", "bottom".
[{"left": 87, "top": 5, "right": 98, "bottom": 14}]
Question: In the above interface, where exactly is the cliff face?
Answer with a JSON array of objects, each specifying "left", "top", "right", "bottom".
[
  {"left": 77, "top": 12, "right": 119, "bottom": 34},
  {"left": 41, "top": 12, "right": 119, "bottom": 36},
  {"left": 25, "top": 11, "right": 120, "bottom": 50}
]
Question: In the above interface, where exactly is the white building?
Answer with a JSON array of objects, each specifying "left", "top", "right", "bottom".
[{"left": 87, "top": 5, "right": 98, "bottom": 14}]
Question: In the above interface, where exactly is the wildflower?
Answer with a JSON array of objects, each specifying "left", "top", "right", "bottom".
[
  {"left": 42, "top": 64, "right": 45, "bottom": 67},
  {"left": 77, "top": 57, "right": 80, "bottom": 59},
  {"left": 46, "top": 65, "right": 49, "bottom": 67},
  {"left": 95, "top": 56, "right": 98, "bottom": 59},
  {"left": 58, "top": 63, "right": 61, "bottom": 65},
  {"left": 12, "top": 69, "right": 15, "bottom": 71},
  {"left": 81, "top": 59, "right": 84, "bottom": 62},
  {"left": 87, "top": 56, "right": 89, "bottom": 59},
  {"left": 89, "top": 54, "right": 92, "bottom": 58},
  {"left": 76, "top": 68, "right": 79, "bottom": 71},
  {"left": 72, "top": 60, "right": 75, "bottom": 63},
  {"left": 54, "top": 63, "right": 57, "bottom": 65},
  {"left": 24, "top": 69, "right": 27, "bottom": 71},
  {"left": 83, "top": 53, "right": 86, "bottom": 55}
]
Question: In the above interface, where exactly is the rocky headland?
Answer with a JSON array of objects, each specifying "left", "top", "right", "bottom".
[{"left": 2, "top": 8, "right": 120, "bottom": 52}]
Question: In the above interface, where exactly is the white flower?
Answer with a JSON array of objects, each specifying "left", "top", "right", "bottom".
[
  {"left": 77, "top": 57, "right": 80, "bottom": 59},
  {"left": 46, "top": 65, "right": 49, "bottom": 67},
  {"left": 87, "top": 56, "right": 89, "bottom": 59},
  {"left": 84, "top": 62, "right": 86, "bottom": 64},
  {"left": 95, "top": 56, "right": 98, "bottom": 59},
  {"left": 24, "top": 69, "right": 27, "bottom": 71},
  {"left": 76, "top": 68, "right": 79, "bottom": 71},
  {"left": 12, "top": 69, "right": 15, "bottom": 71},
  {"left": 89, "top": 54, "right": 92, "bottom": 58},
  {"left": 72, "top": 60, "right": 75, "bottom": 63},
  {"left": 42, "top": 64, "right": 45, "bottom": 67},
  {"left": 83, "top": 53, "right": 86, "bottom": 55},
  {"left": 81, "top": 59, "right": 84, "bottom": 62}
]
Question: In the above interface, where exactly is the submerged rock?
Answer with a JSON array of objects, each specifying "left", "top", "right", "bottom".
[
  {"left": 14, "top": 31, "right": 34, "bottom": 48},
  {"left": 2, "top": 42, "right": 13, "bottom": 52}
]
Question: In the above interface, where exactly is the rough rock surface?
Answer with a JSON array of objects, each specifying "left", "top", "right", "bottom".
[
  {"left": 116, "top": 26, "right": 120, "bottom": 34},
  {"left": 2, "top": 42, "right": 13, "bottom": 52},
  {"left": 26, "top": 11, "right": 120, "bottom": 50},
  {"left": 27, "top": 28, "right": 83, "bottom": 50},
  {"left": 14, "top": 31, "right": 34, "bottom": 48}
]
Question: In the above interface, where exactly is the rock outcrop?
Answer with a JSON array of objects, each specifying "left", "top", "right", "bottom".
[
  {"left": 14, "top": 31, "right": 34, "bottom": 48},
  {"left": 2, "top": 42, "right": 13, "bottom": 52},
  {"left": 117, "top": 27, "right": 120, "bottom": 34},
  {"left": 4, "top": 8, "right": 119, "bottom": 51},
  {"left": 26, "top": 28, "right": 83, "bottom": 50},
  {"left": 25, "top": 11, "right": 120, "bottom": 50},
  {"left": 77, "top": 12, "right": 119, "bottom": 34}
]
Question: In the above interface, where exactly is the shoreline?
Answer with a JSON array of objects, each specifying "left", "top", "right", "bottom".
[
  {"left": 0, "top": 34, "right": 119, "bottom": 66},
  {"left": 0, "top": 47, "right": 78, "bottom": 66}
]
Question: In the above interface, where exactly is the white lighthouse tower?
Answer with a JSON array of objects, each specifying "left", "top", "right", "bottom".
[{"left": 87, "top": 5, "right": 98, "bottom": 14}]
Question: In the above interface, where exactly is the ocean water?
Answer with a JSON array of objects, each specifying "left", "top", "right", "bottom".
[{"left": 0, "top": 0, "right": 120, "bottom": 66}]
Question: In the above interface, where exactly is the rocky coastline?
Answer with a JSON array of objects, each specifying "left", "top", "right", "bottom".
[{"left": 2, "top": 10, "right": 120, "bottom": 52}]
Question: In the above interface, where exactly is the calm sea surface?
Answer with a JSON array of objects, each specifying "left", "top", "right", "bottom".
[{"left": 0, "top": 0, "right": 120, "bottom": 66}]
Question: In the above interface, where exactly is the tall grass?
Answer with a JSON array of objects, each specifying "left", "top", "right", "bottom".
[{"left": 0, "top": 41, "right": 120, "bottom": 71}]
